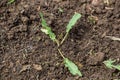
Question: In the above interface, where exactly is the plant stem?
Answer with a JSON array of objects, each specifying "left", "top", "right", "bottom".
[
  {"left": 55, "top": 39, "right": 60, "bottom": 47},
  {"left": 61, "top": 32, "right": 68, "bottom": 45},
  {"left": 57, "top": 48, "right": 65, "bottom": 59},
  {"left": 55, "top": 39, "right": 65, "bottom": 59}
]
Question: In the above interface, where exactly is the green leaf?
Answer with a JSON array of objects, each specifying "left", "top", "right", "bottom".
[
  {"left": 113, "top": 65, "right": 120, "bottom": 70},
  {"left": 64, "top": 58, "right": 82, "bottom": 76},
  {"left": 40, "top": 13, "right": 56, "bottom": 41},
  {"left": 103, "top": 59, "right": 120, "bottom": 70},
  {"left": 66, "top": 13, "right": 81, "bottom": 33},
  {"left": 41, "top": 28, "right": 49, "bottom": 34},
  {"left": 7, "top": 0, "right": 15, "bottom": 4},
  {"left": 103, "top": 59, "right": 115, "bottom": 69}
]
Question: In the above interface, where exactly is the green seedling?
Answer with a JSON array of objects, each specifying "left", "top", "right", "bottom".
[
  {"left": 40, "top": 12, "right": 82, "bottom": 76},
  {"left": 103, "top": 59, "right": 120, "bottom": 70},
  {"left": 7, "top": 0, "right": 15, "bottom": 4},
  {"left": 40, "top": 13, "right": 59, "bottom": 46},
  {"left": 64, "top": 58, "right": 82, "bottom": 76},
  {"left": 61, "top": 12, "right": 81, "bottom": 44},
  {"left": 40, "top": 13, "right": 56, "bottom": 41}
]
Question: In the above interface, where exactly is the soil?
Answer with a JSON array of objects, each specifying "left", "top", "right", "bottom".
[{"left": 0, "top": 0, "right": 120, "bottom": 80}]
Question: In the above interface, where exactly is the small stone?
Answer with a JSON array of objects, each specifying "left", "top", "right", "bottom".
[
  {"left": 87, "top": 52, "right": 105, "bottom": 65},
  {"left": 33, "top": 64, "right": 42, "bottom": 71},
  {"left": 91, "top": 0, "right": 100, "bottom": 6}
]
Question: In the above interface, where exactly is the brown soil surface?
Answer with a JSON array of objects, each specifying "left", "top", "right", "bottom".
[{"left": 0, "top": 0, "right": 120, "bottom": 80}]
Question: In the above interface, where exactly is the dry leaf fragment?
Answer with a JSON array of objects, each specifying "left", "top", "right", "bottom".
[
  {"left": 105, "top": 36, "right": 120, "bottom": 41},
  {"left": 20, "top": 65, "right": 31, "bottom": 73}
]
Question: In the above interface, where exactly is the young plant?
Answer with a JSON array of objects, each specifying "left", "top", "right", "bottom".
[
  {"left": 40, "top": 12, "right": 82, "bottom": 76},
  {"left": 7, "top": 0, "right": 15, "bottom": 4},
  {"left": 103, "top": 59, "right": 120, "bottom": 70},
  {"left": 61, "top": 13, "right": 81, "bottom": 44}
]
